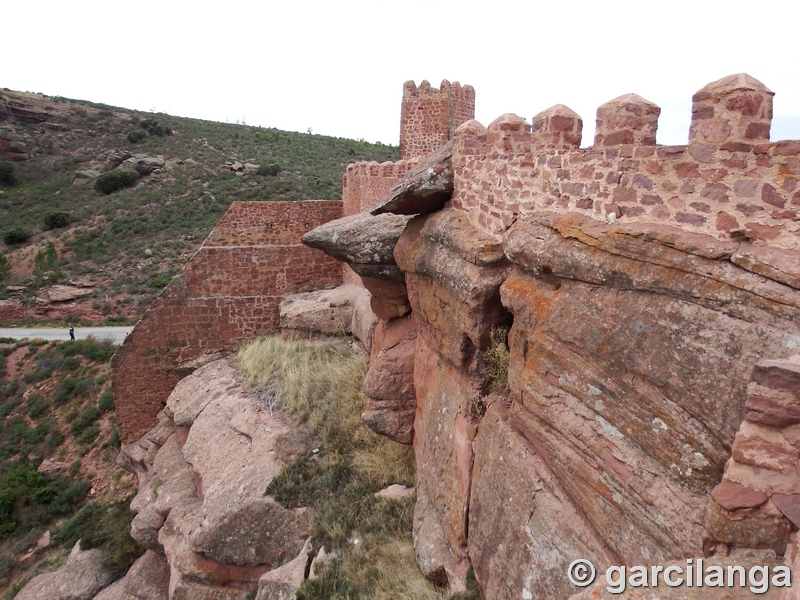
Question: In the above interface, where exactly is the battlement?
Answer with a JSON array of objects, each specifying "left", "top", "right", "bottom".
[
  {"left": 400, "top": 79, "right": 475, "bottom": 160},
  {"left": 450, "top": 73, "right": 800, "bottom": 251}
]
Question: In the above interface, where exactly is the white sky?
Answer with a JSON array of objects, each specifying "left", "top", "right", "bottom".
[{"left": 5, "top": 0, "right": 800, "bottom": 148}]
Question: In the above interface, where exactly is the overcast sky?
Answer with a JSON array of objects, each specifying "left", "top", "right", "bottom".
[{"left": 5, "top": 0, "right": 800, "bottom": 148}]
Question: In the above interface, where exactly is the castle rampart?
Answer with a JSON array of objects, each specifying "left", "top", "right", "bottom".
[
  {"left": 112, "top": 200, "right": 342, "bottom": 442},
  {"left": 450, "top": 73, "right": 800, "bottom": 251}
]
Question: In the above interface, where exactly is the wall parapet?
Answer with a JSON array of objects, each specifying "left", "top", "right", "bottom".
[{"left": 450, "top": 73, "right": 800, "bottom": 251}]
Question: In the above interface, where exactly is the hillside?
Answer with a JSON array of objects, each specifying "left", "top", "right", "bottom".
[
  {"left": 0, "top": 89, "right": 397, "bottom": 324},
  {"left": 0, "top": 336, "right": 136, "bottom": 598}
]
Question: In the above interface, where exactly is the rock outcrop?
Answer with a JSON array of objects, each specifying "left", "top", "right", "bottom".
[
  {"left": 15, "top": 542, "right": 116, "bottom": 600},
  {"left": 117, "top": 358, "right": 313, "bottom": 599}
]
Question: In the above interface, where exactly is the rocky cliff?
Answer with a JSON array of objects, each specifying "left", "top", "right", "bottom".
[{"left": 302, "top": 72, "right": 800, "bottom": 599}]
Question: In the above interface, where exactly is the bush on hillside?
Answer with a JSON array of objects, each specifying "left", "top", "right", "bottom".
[
  {"left": 0, "top": 161, "right": 16, "bottom": 187},
  {"left": 257, "top": 163, "right": 282, "bottom": 177},
  {"left": 126, "top": 130, "right": 146, "bottom": 144},
  {"left": 44, "top": 211, "right": 71, "bottom": 230},
  {"left": 2, "top": 227, "right": 30, "bottom": 245},
  {"left": 139, "top": 118, "right": 172, "bottom": 137},
  {"left": 94, "top": 169, "right": 139, "bottom": 194}
]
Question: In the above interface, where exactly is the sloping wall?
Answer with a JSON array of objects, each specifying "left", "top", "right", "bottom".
[{"left": 112, "top": 200, "right": 342, "bottom": 442}]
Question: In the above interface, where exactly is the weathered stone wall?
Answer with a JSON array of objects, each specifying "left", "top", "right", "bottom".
[
  {"left": 112, "top": 200, "right": 342, "bottom": 442},
  {"left": 400, "top": 80, "right": 475, "bottom": 160},
  {"left": 451, "top": 74, "right": 800, "bottom": 251}
]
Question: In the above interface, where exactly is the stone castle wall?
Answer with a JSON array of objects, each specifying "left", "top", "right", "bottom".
[
  {"left": 112, "top": 201, "right": 342, "bottom": 442},
  {"left": 449, "top": 74, "right": 799, "bottom": 251}
]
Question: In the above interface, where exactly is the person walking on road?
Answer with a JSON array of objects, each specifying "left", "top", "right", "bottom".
[{"left": 69, "top": 324, "right": 75, "bottom": 341}]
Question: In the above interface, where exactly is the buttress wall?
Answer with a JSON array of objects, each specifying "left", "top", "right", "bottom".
[
  {"left": 112, "top": 200, "right": 343, "bottom": 442},
  {"left": 452, "top": 73, "right": 800, "bottom": 251}
]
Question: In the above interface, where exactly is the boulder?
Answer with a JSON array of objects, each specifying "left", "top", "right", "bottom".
[
  {"left": 301, "top": 211, "right": 411, "bottom": 280},
  {"left": 72, "top": 170, "right": 101, "bottom": 185},
  {"left": 14, "top": 542, "right": 116, "bottom": 600},
  {"left": 255, "top": 538, "right": 312, "bottom": 600},
  {"left": 35, "top": 284, "right": 93, "bottom": 304},
  {"left": 371, "top": 140, "right": 454, "bottom": 215},
  {"left": 122, "top": 154, "right": 165, "bottom": 175},
  {"left": 93, "top": 550, "right": 169, "bottom": 600}
]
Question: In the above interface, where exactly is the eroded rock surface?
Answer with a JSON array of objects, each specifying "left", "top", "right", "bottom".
[
  {"left": 392, "top": 206, "right": 800, "bottom": 596},
  {"left": 301, "top": 211, "right": 411, "bottom": 280},
  {"left": 15, "top": 542, "right": 116, "bottom": 600},
  {"left": 116, "top": 358, "right": 312, "bottom": 599}
]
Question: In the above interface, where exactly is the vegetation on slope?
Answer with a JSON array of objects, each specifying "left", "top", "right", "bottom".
[
  {"left": 0, "top": 90, "right": 398, "bottom": 322},
  {"left": 0, "top": 336, "right": 137, "bottom": 597},
  {"left": 237, "top": 336, "right": 476, "bottom": 599}
]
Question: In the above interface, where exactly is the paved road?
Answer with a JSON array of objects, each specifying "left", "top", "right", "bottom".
[{"left": 0, "top": 326, "right": 134, "bottom": 344}]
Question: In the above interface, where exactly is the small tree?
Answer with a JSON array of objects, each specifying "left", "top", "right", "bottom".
[
  {"left": 0, "top": 161, "right": 17, "bottom": 187},
  {"left": 34, "top": 243, "right": 58, "bottom": 273},
  {"left": 2, "top": 227, "right": 30, "bottom": 245},
  {"left": 0, "top": 254, "right": 10, "bottom": 282}
]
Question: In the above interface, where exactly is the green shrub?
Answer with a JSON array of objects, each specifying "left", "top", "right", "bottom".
[
  {"left": 0, "top": 161, "right": 17, "bottom": 186},
  {"left": 148, "top": 274, "right": 171, "bottom": 289},
  {"left": 126, "top": 130, "right": 146, "bottom": 144},
  {"left": 139, "top": 118, "right": 172, "bottom": 137},
  {"left": 53, "top": 377, "right": 94, "bottom": 405},
  {"left": 55, "top": 499, "right": 143, "bottom": 578},
  {"left": 0, "top": 254, "right": 10, "bottom": 282},
  {"left": 61, "top": 338, "right": 115, "bottom": 363},
  {"left": 257, "top": 163, "right": 282, "bottom": 177},
  {"left": 98, "top": 389, "right": 115, "bottom": 411},
  {"left": 27, "top": 393, "right": 49, "bottom": 419},
  {"left": 94, "top": 169, "right": 139, "bottom": 194},
  {"left": 69, "top": 405, "right": 100, "bottom": 436},
  {"left": 109, "top": 427, "right": 120, "bottom": 448},
  {"left": 2, "top": 227, "right": 30, "bottom": 245},
  {"left": 77, "top": 426, "right": 100, "bottom": 445},
  {"left": 44, "top": 211, "right": 71, "bottom": 230}
]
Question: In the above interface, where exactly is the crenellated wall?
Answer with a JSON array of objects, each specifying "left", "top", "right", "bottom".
[
  {"left": 112, "top": 201, "right": 342, "bottom": 442},
  {"left": 451, "top": 74, "right": 799, "bottom": 251}
]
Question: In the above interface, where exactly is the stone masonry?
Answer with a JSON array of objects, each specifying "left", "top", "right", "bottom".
[
  {"left": 112, "top": 201, "right": 342, "bottom": 442},
  {"left": 400, "top": 80, "right": 475, "bottom": 160}
]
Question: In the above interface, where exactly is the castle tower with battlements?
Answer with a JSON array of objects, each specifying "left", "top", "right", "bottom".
[{"left": 399, "top": 79, "right": 475, "bottom": 160}]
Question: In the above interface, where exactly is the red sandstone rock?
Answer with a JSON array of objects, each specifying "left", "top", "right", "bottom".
[
  {"left": 14, "top": 542, "right": 116, "bottom": 600},
  {"left": 362, "top": 314, "right": 417, "bottom": 444},
  {"left": 371, "top": 141, "right": 454, "bottom": 216},
  {"left": 711, "top": 480, "right": 769, "bottom": 511},
  {"left": 706, "top": 501, "right": 792, "bottom": 554},
  {"left": 93, "top": 551, "right": 169, "bottom": 600},
  {"left": 301, "top": 212, "right": 411, "bottom": 280},
  {"left": 255, "top": 538, "right": 312, "bottom": 600}
]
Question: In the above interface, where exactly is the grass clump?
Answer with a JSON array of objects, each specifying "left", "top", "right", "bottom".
[
  {"left": 238, "top": 336, "right": 447, "bottom": 599},
  {"left": 483, "top": 326, "right": 510, "bottom": 394}
]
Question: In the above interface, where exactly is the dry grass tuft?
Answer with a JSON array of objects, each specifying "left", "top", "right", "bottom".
[{"left": 237, "top": 336, "right": 447, "bottom": 598}]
